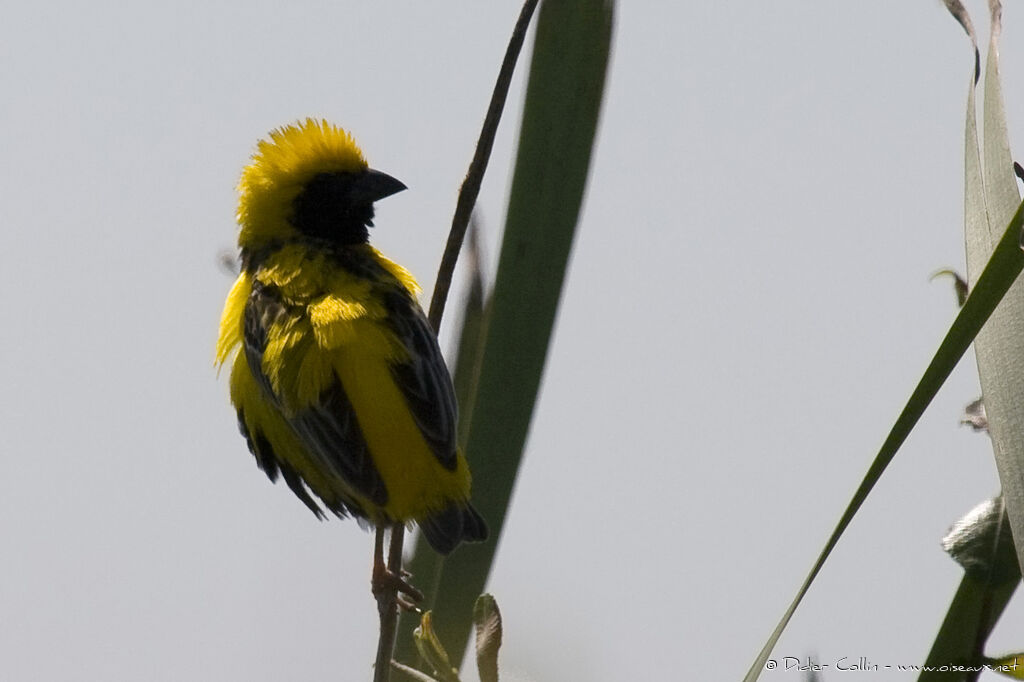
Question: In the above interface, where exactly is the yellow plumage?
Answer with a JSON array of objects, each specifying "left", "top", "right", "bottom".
[{"left": 216, "top": 119, "right": 485, "bottom": 554}]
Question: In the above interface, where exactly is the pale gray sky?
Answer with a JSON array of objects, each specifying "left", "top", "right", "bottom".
[{"left": 2, "top": 1, "right": 1023, "bottom": 680}]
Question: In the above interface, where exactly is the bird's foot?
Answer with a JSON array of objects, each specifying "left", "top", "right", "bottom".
[{"left": 371, "top": 563, "right": 424, "bottom": 605}]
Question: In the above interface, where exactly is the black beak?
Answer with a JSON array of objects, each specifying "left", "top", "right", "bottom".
[{"left": 351, "top": 168, "right": 407, "bottom": 204}]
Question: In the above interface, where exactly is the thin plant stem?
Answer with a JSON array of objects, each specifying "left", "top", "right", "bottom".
[
  {"left": 373, "top": 525, "right": 406, "bottom": 682},
  {"left": 427, "top": 0, "right": 540, "bottom": 334},
  {"left": 390, "top": 660, "right": 438, "bottom": 682}
]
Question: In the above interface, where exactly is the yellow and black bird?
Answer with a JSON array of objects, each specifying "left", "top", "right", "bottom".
[{"left": 216, "top": 119, "right": 486, "bottom": 558}]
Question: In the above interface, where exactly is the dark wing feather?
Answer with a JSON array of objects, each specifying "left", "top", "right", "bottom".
[
  {"left": 419, "top": 502, "right": 489, "bottom": 555},
  {"left": 383, "top": 289, "right": 459, "bottom": 471},
  {"left": 243, "top": 281, "right": 388, "bottom": 512},
  {"left": 288, "top": 383, "right": 388, "bottom": 507},
  {"left": 235, "top": 407, "right": 327, "bottom": 518}
]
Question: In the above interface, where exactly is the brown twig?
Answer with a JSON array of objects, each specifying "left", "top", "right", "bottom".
[{"left": 427, "top": 0, "right": 541, "bottom": 334}]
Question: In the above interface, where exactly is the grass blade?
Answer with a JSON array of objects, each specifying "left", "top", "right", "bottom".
[
  {"left": 396, "top": 220, "right": 489, "bottom": 664},
  {"left": 428, "top": 0, "right": 614, "bottom": 667},
  {"left": 919, "top": 498, "right": 1020, "bottom": 680},
  {"left": 917, "top": 2, "right": 1024, "bottom": 671},
  {"left": 967, "top": 0, "right": 1024, "bottom": 577},
  {"left": 919, "top": 577, "right": 1017, "bottom": 681},
  {"left": 743, "top": 198, "right": 1024, "bottom": 681}
]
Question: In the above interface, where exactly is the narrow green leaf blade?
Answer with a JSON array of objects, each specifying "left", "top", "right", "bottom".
[
  {"left": 980, "top": 4, "right": 1017, "bottom": 227},
  {"left": 918, "top": 576, "right": 1017, "bottom": 681},
  {"left": 413, "top": 612, "right": 461, "bottom": 682},
  {"left": 430, "top": 0, "right": 615, "bottom": 668},
  {"left": 963, "top": 63, "right": 986, "bottom": 286},
  {"left": 916, "top": 7, "right": 1016, "bottom": 673},
  {"left": 449, "top": 220, "right": 489, "bottom": 448},
  {"left": 397, "top": 221, "right": 489, "bottom": 666},
  {"left": 744, "top": 9, "right": 1024, "bottom": 677},
  {"left": 968, "top": 0, "right": 1024, "bottom": 578},
  {"left": 918, "top": 497, "right": 1019, "bottom": 681},
  {"left": 744, "top": 199, "right": 1024, "bottom": 682}
]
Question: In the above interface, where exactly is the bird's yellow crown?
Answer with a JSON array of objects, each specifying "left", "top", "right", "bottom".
[{"left": 237, "top": 118, "right": 368, "bottom": 250}]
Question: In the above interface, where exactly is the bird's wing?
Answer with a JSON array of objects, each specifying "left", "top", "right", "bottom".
[
  {"left": 243, "top": 280, "right": 389, "bottom": 508},
  {"left": 380, "top": 288, "right": 459, "bottom": 471}
]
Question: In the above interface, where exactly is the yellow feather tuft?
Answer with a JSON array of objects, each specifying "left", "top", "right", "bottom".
[
  {"left": 215, "top": 272, "right": 252, "bottom": 369},
  {"left": 309, "top": 296, "right": 368, "bottom": 325},
  {"left": 236, "top": 119, "right": 368, "bottom": 250},
  {"left": 367, "top": 246, "right": 422, "bottom": 297}
]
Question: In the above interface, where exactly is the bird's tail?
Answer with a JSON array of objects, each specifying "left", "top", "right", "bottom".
[{"left": 419, "top": 503, "right": 488, "bottom": 555}]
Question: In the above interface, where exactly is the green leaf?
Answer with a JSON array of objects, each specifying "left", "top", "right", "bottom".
[
  {"left": 918, "top": 6, "right": 1024, "bottom": 673},
  {"left": 918, "top": 497, "right": 1019, "bottom": 680},
  {"left": 925, "top": 493, "right": 1019, "bottom": 675},
  {"left": 449, "top": 218, "right": 489, "bottom": 448},
  {"left": 428, "top": 0, "right": 614, "bottom": 668},
  {"left": 413, "top": 612, "right": 461, "bottom": 682},
  {"left": 918, "top": 577, "right": 1017, "bottom": 681},
  {"left": 742, "top": 158, "right": 1024, "bottom": 682},
  {"left": 966, "top": 0, "right": 1024, "bottom": 580},
  {"left": 397, "top": 220, "right": 489, "bottom": 666},
  {"left": 744, "top": 6, "right": 1024, "bottom": 677},
  {"left": 473, "top": 595, "right": 503, "bottom": 682},
  {"left": 942, "top": 497, "right": 1020, "bottom": 584}
]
